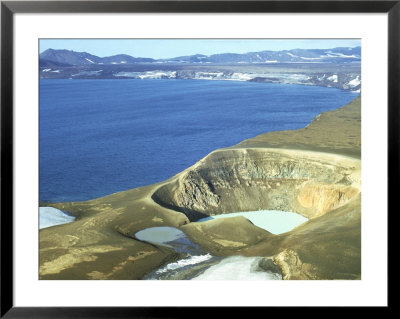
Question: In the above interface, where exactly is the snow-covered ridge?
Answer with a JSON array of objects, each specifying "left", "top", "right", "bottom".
[
  {"left": 109, "top": 70, "right": 361, "bottom": 91},
  {"left": 40, "top": 66, "right": 360, "bottom": 92}
]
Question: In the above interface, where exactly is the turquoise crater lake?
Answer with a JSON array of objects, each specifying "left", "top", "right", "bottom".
[{"left": 198, "top": 210, "right": 308, "bottom": 234}]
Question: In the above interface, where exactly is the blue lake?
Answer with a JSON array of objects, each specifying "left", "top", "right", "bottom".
[{"left": 40, "top": 79, "right": 357, "bottom": 203}]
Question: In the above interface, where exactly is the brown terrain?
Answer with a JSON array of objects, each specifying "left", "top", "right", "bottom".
[{"left": 40, "top": 96, "right": 361, "bottom": 280}]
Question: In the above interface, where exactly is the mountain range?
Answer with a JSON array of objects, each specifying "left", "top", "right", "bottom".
[{"left": 40, "top": 47, "right": 361, "bottom": 67}]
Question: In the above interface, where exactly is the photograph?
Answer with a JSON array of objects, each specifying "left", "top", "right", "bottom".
[{"left": 38, "top": 38, "right": 362, "bottom": 280}]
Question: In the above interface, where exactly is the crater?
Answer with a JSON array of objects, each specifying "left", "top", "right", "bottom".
[{"left": 152, "top": 148, "right": 360, "bottom": 221}]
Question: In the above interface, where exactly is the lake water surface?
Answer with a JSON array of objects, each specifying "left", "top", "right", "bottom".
[{"left": 40, "top": 79, "right": 357, "bottom": 202}]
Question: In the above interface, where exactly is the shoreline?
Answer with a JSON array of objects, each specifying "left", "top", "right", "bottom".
[
  {"left": 40, "top": 61, "right": 361, "bottom": 92},
  {"left": 40, "top": 73, "right": 361, "bottom": 93}
]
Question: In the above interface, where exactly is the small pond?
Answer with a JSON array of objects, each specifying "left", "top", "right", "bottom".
[{"left": 198, "top": 210, "right": 308, "bottom": 234}]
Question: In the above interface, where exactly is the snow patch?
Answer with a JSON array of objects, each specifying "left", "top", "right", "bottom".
[
  {"left": 229, "top": 73, "right": 254, "bottom": 81},
  {"left": 114, "top": 71, "right": 176, "bottom": 79},
  {"left": 325, "top": 51, "right": 359, "bottom": 58},
  {"left": 85, "top": 58, "right": 95, "bottom": 64},
  {"left": 347, "top": 76, "right": 361, "bottom": 87},
  {"left": 300, "top": 57, "right": 322, "bottom": 60},
  {"left": 192, "top": 256, "right": 282, "bottom": 280},
  {"left": 155, "top": 254, "right": 213, "bottom": 274},
  {"left": 40, "top": 207, "right": 75, "bottom": 229},
  {"left": 193, "top": 72, "right": 224, "bottom": 80},
  {"left": 327, "top": 74, "right": 338, "bottom": 83},
  {"left": 138, "top": 71, "right": 176, "bottom": 79}
]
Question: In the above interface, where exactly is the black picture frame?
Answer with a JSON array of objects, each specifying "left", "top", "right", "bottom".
[{"left": 1, "top": 0, "right": 395, "bottom": 317}]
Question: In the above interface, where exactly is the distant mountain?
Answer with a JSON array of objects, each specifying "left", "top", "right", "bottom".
[
  {"left": 163, "top": 47, "right": 361, "bottom": 64},
  {"left": 40, "top": 49, "right": 102, "bottom": 65},
  {"left": 39, "top": 58, "right": 72, "bottom": 68},
  {"left": 40, "top": 47, "right": 361, "bottom": 66},
  {"left": 40, "top": 49, "right": 155, "bottom": 66}
]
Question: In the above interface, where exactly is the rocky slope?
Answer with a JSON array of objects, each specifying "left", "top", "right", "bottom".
[
  {"left": 40, "top": 63, "right": 361, "bottom": 92},
  {"left": 40, "top": 97, "right": 361, "bottom": 280}
]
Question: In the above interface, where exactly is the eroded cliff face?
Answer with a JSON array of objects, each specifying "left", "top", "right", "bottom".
[{"left": 153, "top": 148, "right": 360, "bottom": 221}]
